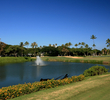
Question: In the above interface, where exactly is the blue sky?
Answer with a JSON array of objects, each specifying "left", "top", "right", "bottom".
[{"left": 0, "top": 0, "right": 110, "bottom": 50}]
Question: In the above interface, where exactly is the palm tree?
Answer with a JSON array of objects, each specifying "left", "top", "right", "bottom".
[
  {"left": 61, "top": 44, "right": 65, "bottom": 47},
  {"left": 24, "top": 41, "right": 29, "bottom": 56},
  {"left": 78, "top": 42, "right": 81, "bottom": 45},
  {"left": 65, "top": 43, "right": 69, "bottom": 47},
  {"left": 31, "top": 42, "right": 38, "bottom": 57},
  {"left": 74, "top": 44, "right": 78, "bottom": 48},
  {"left": 20, "top": 42, "right": 24, "bottom": 56},
  {"left": 31, "top": 43, "right": 34, "bottom": 56},
  {"left": 49, "top": 44, "right": 51, "bottom": 47},
  {"left": 25, "top": 41, "right": 29, "bottom": 49},
  {"left": 90, "top": 35, "right": 97, "bottom": 49},
  {"left": 92, "top": 44, "right": 96, "bottom": 48},
  {"left": 106, "top": 38, "right": 110, "bottom": 49},
  {"left": 81, "top": 42, "right": 85, "bottom": 48},
  {"left": 102, "top": 48, "right": 107, "bottom": 55},
  {"left": 31, "top": 43, "right": 34, "bottom": 48},
  {"left": 33, "top": 42, "right": 38, "bottom": 48},
  {"left": 85, "top": 44, "right": 89, "bottom": 56},
  {"left": 92, "top": 44, "right": 96, "bottom": 55},
  {"left": 68, "top": 42, "right": 72, "bottom": 47},
  {"left": 102, "top": 48, "right": 104, "bottom": 54},
  {"left": 68, "top": 42, "right": 72, "bottom": 55},
  {"left": 102, "top": 48, "right": 108, "bottom": 55},
  {"left": 85, "top": 44, "right": 89, "bottom": 48},
  {"left": 65, "top": 42, "right": 72, "bottom": 48},
  {"left": 55, "top": 43, "right": 57, "bottom": 48},
  {"left": 20, "top": 42, "right": 24, "bottom": 47},
  {"left": 53, "top": 44, "right": 55, "bottom": 47}
]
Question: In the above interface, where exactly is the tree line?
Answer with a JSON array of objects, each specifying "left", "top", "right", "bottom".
[{"left": 0, "top": 35, "right": 110, "bottom": 57}]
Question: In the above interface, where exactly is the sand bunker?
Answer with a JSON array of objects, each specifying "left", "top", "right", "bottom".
[{"left": 64, "top": 56, "right": 84, "bottom": 59}]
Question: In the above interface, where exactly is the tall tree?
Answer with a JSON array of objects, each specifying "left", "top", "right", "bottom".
[
  {"left": 68, "top": 42, "right": 72, "bottom": 55},
  {"left": 25, "top": 41, "right": 29, "bottom": 49},
  {"left": 92, "top": 44, "right": 96, "bottom": 48},
  {"left": 0, "top": 40, "right": 6, "bottom": 56},
  {"left": 68, "top": 42, "right": 72, "bottom": 47},
  {"left": 5, "top": 45, "right": 24, "bottom": 57},
  {"left": 106, "top": 38, "right": 110, "bottom": 49},
  {"left": 65, "top": 43, "right": 69, "bottom": 47},
  {"left": 74, "top": 44, "right": 78, "bottom": 48},
  {"left": 24, "top": 41, "right": 29, "bottom": 56},
  {"left": 92, "top": 44, "right": 96, "bottom": 55},
  {"left": 102, "top": 48, "right": 104, "bottom": 54},
  {"left": 78, "top": 42, "right": 81, "bottom": 45},
  {"left": 65, "top": 42, "right": 72, "bottom": 48},
  {"left": 85, "top": 44, "right": 89, "bottom": 48},
  {"left": 20, "top": 42, "right": 24, "bottom": 56},
  {"left": 49, "top": 44, "right": 51, "bottom": 47},
  {"left": 55, "top": 43, "right": 57, "bottom": 48},
  {"left": 31, "top": 43, "right": 34, "bottom": 48},
  {"left": 31, "top": 42, "right": 38, "bottom": 56},
  {"left": 62, "top": 48, "right": 69, "bottom": 56},
  {"left": 102, "top": 48, "right": 108, "bottom": 55},
  {"left": 81, "top": 42, "right": 85, "bottom": 48},
  {"left": 20, "top": 42, "right": 24, "bottom": 47},
  {"left": 85, "top": 44, "right": 89, "bottom": 55},
  {"left": 61, "top": 44, "right": 65, "bottom": 47},
  {"left": 31, "top": 43, "right": 34, "bottom": 56},
  {"left": 53, "top": 44, "right": 55, "bottom": 47},
  {"left": 104, "top": 48, "right": 107, "bottom": 55},
  {"left": 33, "top": 42, "right": 38, "bottom": 48},
  {"left": 90, "top": 35, "right": 97, "bottom": 49}
]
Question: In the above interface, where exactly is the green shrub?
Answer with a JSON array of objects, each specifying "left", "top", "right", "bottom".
[{"left": 83, "top": 65, "right": 109, "bottom": 77}]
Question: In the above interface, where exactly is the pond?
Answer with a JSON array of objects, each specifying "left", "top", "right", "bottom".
[{"left": 0, "top": 61, "right": 110, "bottom": 88}]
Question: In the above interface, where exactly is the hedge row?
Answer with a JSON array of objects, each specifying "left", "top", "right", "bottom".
[{"left": 0, "top": 74, "right": 85, "bottom": 100}]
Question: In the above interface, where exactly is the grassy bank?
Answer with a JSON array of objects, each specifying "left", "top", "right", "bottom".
[
  {"left": 9, "top": 72, "right": 110, "bottom": 100},
  {"left": 0, "top": 57, "right": 35, "bottom": 64},
  {"left": 0, "top": 74, "right": 84, "bottom": 100},
  {"left": 38, "top": 56, "right": 110, "bottom": 65}
]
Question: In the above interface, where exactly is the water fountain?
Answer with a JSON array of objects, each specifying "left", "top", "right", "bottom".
[{"left": 35, "top": 56, "right": 45, "bottom": 66}]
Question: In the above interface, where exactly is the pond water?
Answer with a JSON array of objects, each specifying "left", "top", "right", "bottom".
[{"left": 0, "top": 61, "right": 110, "bottom": 88}]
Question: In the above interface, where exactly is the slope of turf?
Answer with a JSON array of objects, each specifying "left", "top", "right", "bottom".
[
  {"left": 0, "top": 57, "right": 34, "bottom": 64},
  {"left": 10, "top": 73, "right": 110, "bottom": 100},
  {"left": 40, "top": 56, "right": 110, "bottom": 65}
]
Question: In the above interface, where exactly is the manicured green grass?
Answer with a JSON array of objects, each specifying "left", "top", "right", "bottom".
[
  {"left": 40, "top": 56, "right": 110, "bottom": 65},
  {"left": 68, "top": 83, "right": 110, "bottom": 100},
  {"left": 10, "top": 73, "right": 110, "bottom": 100},
  {"left": 0, "top": 57, "right": 34, "bottom": 64}
]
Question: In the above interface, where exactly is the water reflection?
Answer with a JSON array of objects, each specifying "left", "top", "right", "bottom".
[
  {"left": 0, "top": 61, "right": 110, "bottom": 88},
  {"left": 0, "top": 66, "right": 6, "bottom": 81}
]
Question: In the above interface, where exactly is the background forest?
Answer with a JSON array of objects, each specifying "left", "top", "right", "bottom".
[{"left": 0, "top": 37, "right": 110, "bottom": 57}]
